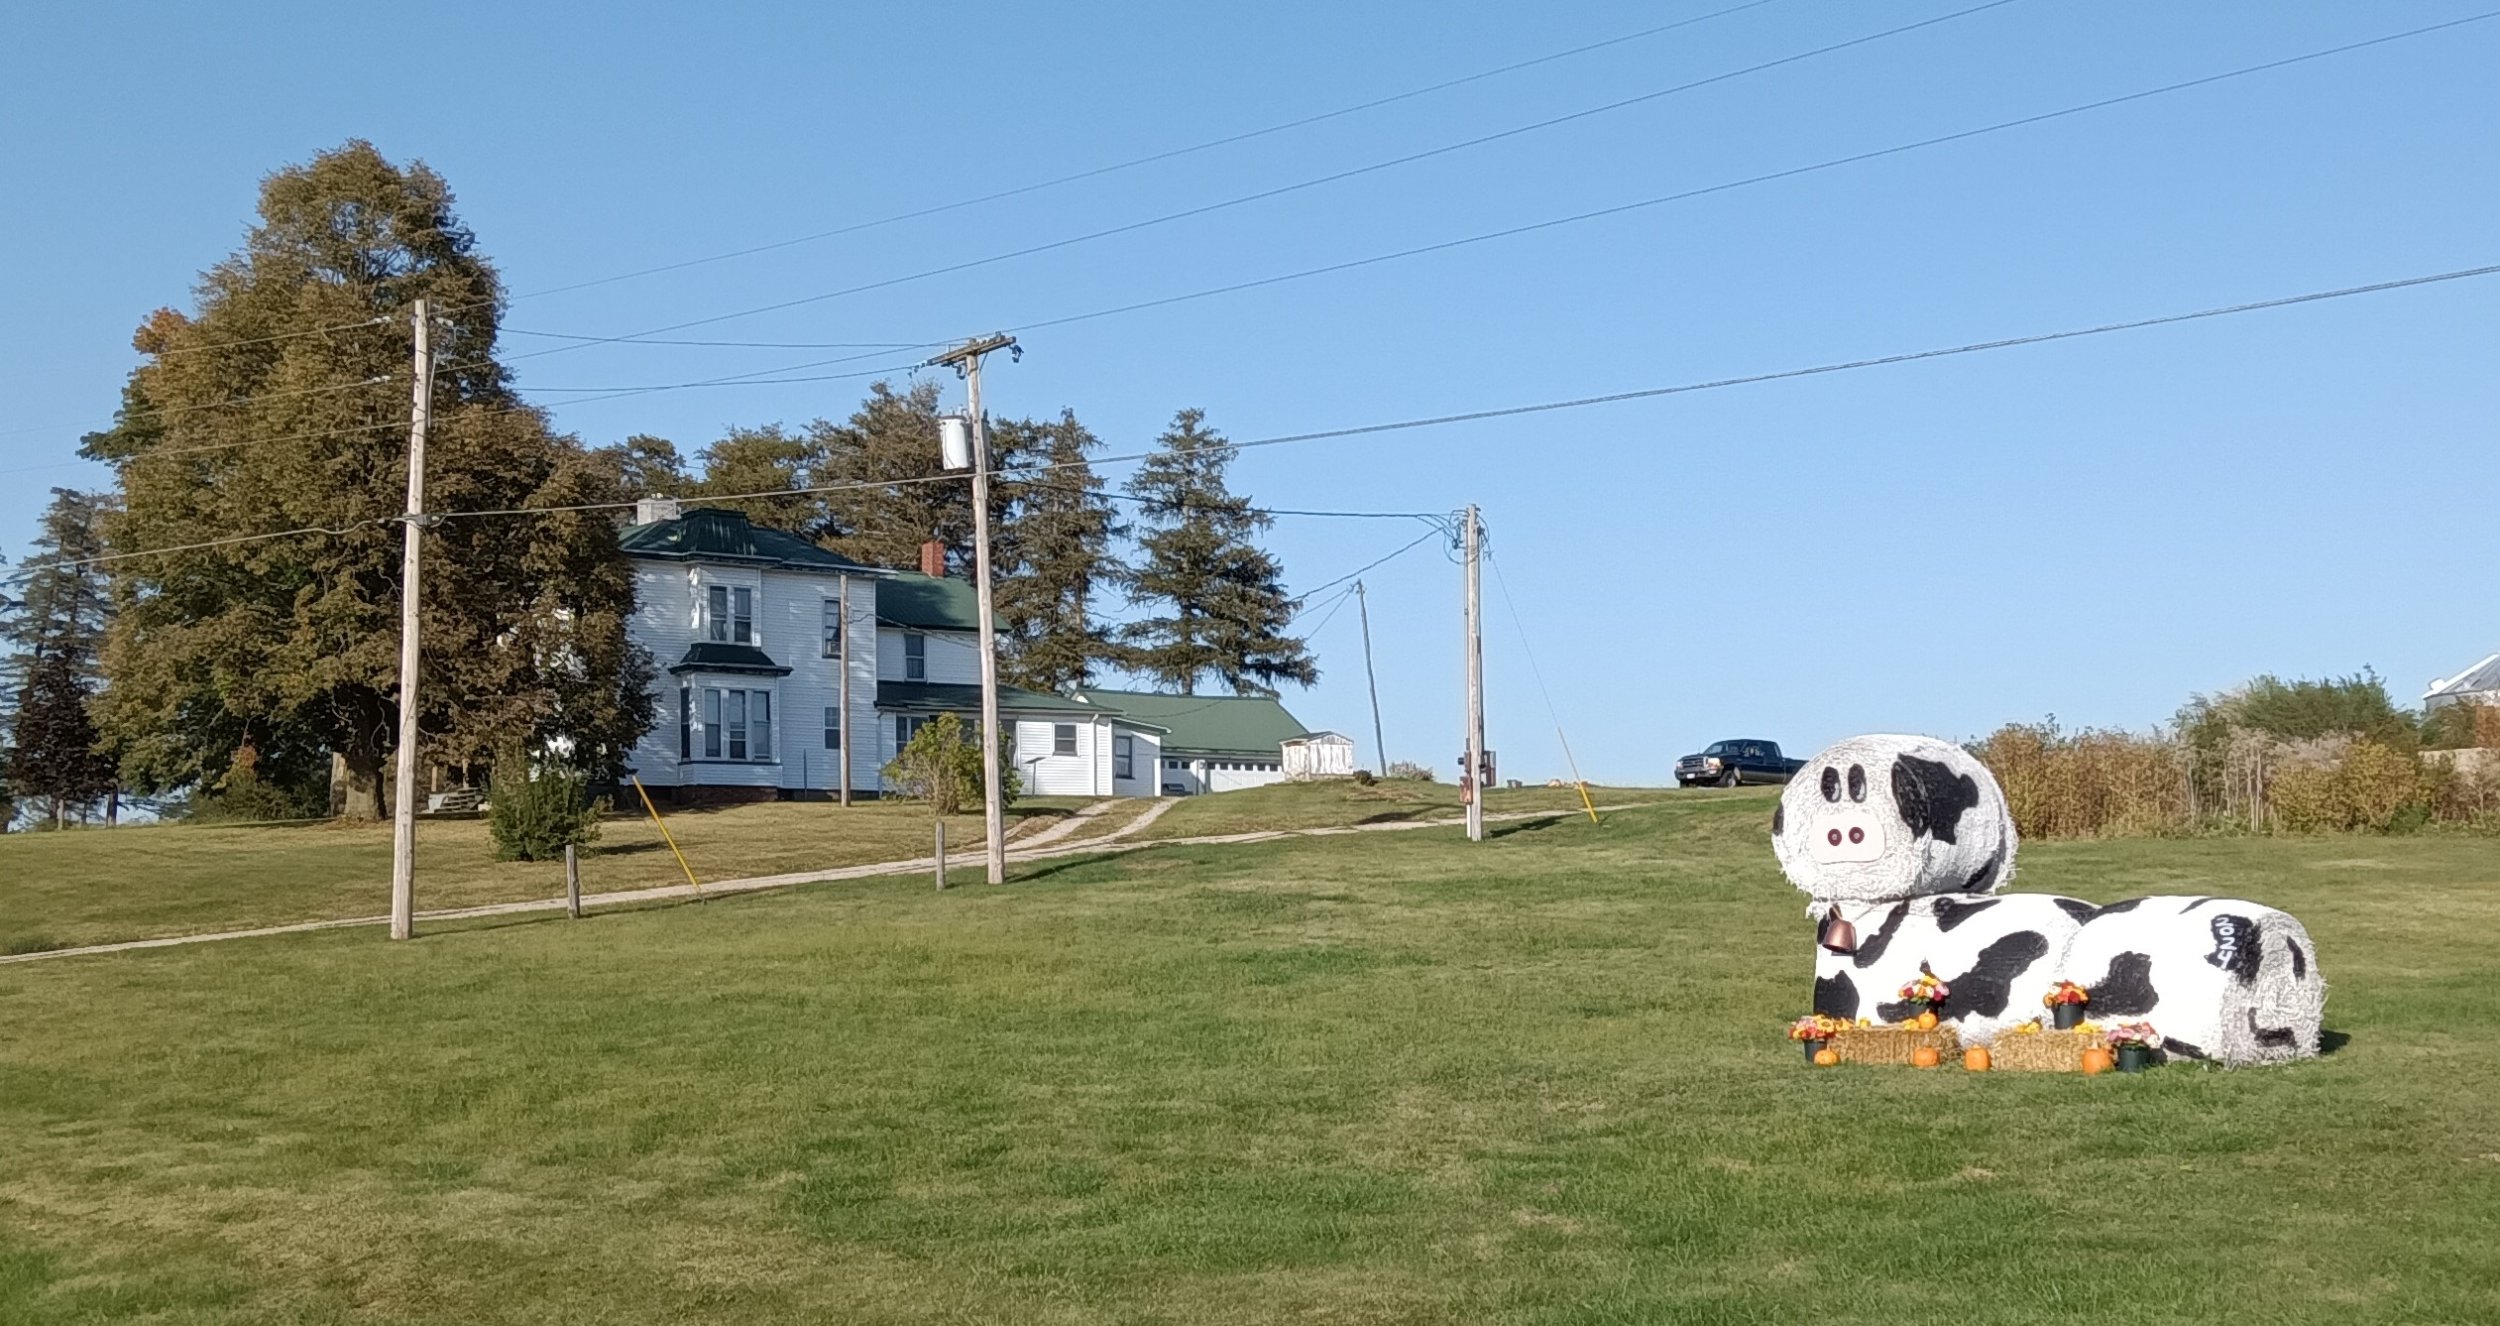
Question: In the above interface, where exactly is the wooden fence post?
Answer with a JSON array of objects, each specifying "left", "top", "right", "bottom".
[
  {"left": 935, "top": 820, "right": 948, "bottom": 891},
  {"left": 565, "top": 843, "right": 582, "bottom": 919}
]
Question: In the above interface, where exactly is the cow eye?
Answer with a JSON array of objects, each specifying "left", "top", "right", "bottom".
[
  {"left": 1819, "top": 767, "right": 1840, "bottom": 802},
  {"left": 1847, "top": 764, "right": 1867, "bottom": 803}
]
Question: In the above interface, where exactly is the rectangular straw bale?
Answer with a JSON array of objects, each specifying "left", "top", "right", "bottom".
[{"left": 1828, "top": 1025, "right": 1961, "bottom": 1066}]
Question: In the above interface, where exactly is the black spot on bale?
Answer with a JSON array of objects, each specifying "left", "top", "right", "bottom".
[
  {"left": 2084, "top": 952, "right": 2160, "bottom": 1017},
  {"left": 1962, "top": 843, "right": 2005, "bottom": 894},
  {"left": 2164, "top": 1038, "right": 2209, "bottom": 1061},
  {"left": 1851, "top": 903, "right": 1910, "bottom": 970},
  {"left": 2090, "top": 898, "right": 2145, "bottom": 920},
  {"left": 1814, "top": 972, "right": 1860, "bottom": 1020},
  {"left": 1890, "top": 754, "right": 1981, "bottom": 844},
  {"left": 1932, "top": 896, "right": 2000, "bottom": 932},
  {"left": 1934, "top": 932, "right": 2051, "bottom": 1020},
  {"left": 2206, "top": 915, "right": 2262, "bottom": 985},
  {"left": 2287, "top": 938, "right": 2307, "bottom": 981},
  {"left": 2248, "top": 1010, "right": 2297, "bottom": 1048},
  {"left": 2053, "top": 898, "right": 2097, "bottom": 925}
]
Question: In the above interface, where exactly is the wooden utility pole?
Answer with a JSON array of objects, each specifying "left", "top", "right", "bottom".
[
  {"left": 837, "top": 575, "right": 853, "bottom": 807},
  {"left": 1462, "top": 506, "right": 1486, "bottom": 843},
  {"left": 389, "top": 298, "right": 433, "bottom": 940},
  {"left": 564, "top": 843, "right": 582, "bottom": 919},
  {"left": 926, "top": 333, "right": 1018, "bottom": 885},
  {"left": 1357, "top": 581, "right": 1387, "bottom": 777}
]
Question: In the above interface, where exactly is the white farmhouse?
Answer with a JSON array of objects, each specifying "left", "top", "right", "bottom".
[{"left": 618, "top": 502, "right": 1313, "bottom": 801}]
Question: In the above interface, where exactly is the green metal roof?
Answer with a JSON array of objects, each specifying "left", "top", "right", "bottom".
[
  {"left": 666, "top": 642, "right": 791, "bottom": 676},
  {"left": 875, "top": 572, "right": 981, "bottom": 631},
  {"left": 876, "top": 681, "right": 1100, "bottom": 716},
  {"left": 618, "top": 507, "right": 876, "bottom": 574},
  {"left": 1065, "top": 689, "right": 1309, "bottom": 758}
]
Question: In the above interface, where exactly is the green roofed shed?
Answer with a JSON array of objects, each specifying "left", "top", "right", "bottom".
[{"left": 1067, "top": 689, "right": 1309, "bottom": 760}]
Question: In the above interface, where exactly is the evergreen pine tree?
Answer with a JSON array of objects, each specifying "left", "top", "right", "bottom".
[
  {"left": 1, "top": 489, "right": 117, "bottom": 826},
  {"left": 1117, "top": 409, "right": 1316, "bottom": 696},
  {"left": 7, "top": 645, "right": 115, "bottom": 827},
  {"left": 992, "top": 410, "right": 1122, "bottom": 691}
]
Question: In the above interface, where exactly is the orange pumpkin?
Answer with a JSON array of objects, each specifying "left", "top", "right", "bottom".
[
  {"left": 1910, "top": 1046, "right": 1941, "bottom": 1069},
  {"left": 1813, "top": 1048, "right": 1841, "bottom": 1067},
  {"left": 1964, "top": 1047, "right": 1992, "bottom": 1072},
  {"left": 1916, "top": 1010, "right": 1939, "bottom": 1031},
  {"left": 2081, "top": 1048, "right": 2114, "bottom": 1075}
]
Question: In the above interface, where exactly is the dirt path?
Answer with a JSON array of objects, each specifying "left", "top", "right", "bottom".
[{"left": 0, "top": 801, "right": 1647, "bottom": 967}]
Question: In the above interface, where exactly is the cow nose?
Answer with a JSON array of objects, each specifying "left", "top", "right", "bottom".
[
  {"left": 1849, "top": 827, "right": 1864, "bottom": 844},
  {"left": 1826, "top": 829, "right": 1842, "bottom": 846}
]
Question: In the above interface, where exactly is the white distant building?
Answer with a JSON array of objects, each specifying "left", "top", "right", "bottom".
[
  {"left": 1282, "top": 731, "right": 1357, "bottom": 780},
  {"left": 2426, "top": 652, "right": 2500, "bottom": 713},
  {"left": 616, "top": 502, "right": 1317, "bottom": 801}
]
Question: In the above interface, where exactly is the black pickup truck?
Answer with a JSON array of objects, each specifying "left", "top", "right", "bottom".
[{"left": 1674, "top": 739, "right": 1805, "bottom": 788}]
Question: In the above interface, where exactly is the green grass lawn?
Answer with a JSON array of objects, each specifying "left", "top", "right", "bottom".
[
  {"left": 3, "top": 793, "right": 2496, "bottom": 1323},
  {"left": 0, "top": 799, "right": 1089, "bottom": 954},
  {"left": 1133, "top": 777, "right": 1637, "bottom": 839}
]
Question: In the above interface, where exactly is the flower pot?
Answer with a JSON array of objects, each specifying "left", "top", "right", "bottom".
[
  {"left": 2052, "top": 1004, "right": 2084, "bottom": 1031},
  {"left": 1802, "top": 1039, "right": 1829, "bottom": 1064},
  {"left": 2117, "top": 1044, "right": 2153, "bottom": 1073}
]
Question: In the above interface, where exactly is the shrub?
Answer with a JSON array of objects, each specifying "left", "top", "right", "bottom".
[
  {"left": 487, "top": 749, "right": 600, "bottom": 861},
  {"left": 1350, "top": 768, "right": 1376, "bottom": 786},
  {"left": 1384, "top": 760, "right": 1437, "bottom": 782},
  {"left": 880, "top": 713, "right": 1019, "bottom": 816},
  {"left": 1969, "top": 720, "right": 2188, "bottom": 839},
  {"left": 187, "top": 763, "right": 323, "bottom": 824}
]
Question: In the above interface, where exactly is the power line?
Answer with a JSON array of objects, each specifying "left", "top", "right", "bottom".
[
  {"left": 17, "top": 259, "right": 2494, "bottom": 579},
  {"left": 27, "top": 6, "right": 2484, "bottom": 455},
  {"left": 500, "top": 0, "right": 1785, "bottom": 306},
  {"left": 67, "top": 4, "right": 1780, "bottom": 371},
  {"left": 496, "top": 1, "right": 2014, "bottom": 351},
  {"left": 503, "top": 329, "right": 926, "bottom": 350},
  {"left": 1003, "top": 9, "right": 2500, "bottom": 337}
]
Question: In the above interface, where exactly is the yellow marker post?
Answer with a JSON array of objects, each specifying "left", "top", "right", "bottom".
[
  {"left": 1557, "top": 727, "right": 1601, "bottom": 825},
  {"left": 631, "top": 775, "right": 702, "bottom": 897}
]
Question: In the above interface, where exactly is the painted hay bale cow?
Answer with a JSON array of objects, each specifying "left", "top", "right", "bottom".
[
  {"left": 1771, "top": 735, "right": 2077, "bottom": 1044},
  {"left": 1771, "top": 734, "right": 2327, "bottom": 1065},
  {"left": 2052, "top": 896, "right": 2324, "bottom": 1065}
]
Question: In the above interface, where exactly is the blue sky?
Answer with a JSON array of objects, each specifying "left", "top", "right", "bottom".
[{"left": 3, "top": 1, "right": 2494, "bottom": 783}]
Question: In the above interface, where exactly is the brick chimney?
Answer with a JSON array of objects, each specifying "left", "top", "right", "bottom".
[
  {"left": 634, "top": 495, "right": 683, "bottom": 525},
  {"left": 918, "top": 539, "right": 947, "bottom": 577}
]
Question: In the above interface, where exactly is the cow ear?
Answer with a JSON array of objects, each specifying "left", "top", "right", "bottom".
[{"left": 1890, "top": 753, "right": 1980, "bottom": 844}]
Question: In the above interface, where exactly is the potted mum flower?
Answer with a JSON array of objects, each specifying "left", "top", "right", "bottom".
[
  {"left": 2043, "top": 981, "right": 2090, "bottom": 1031},
  {"left": 1897, "top": 972, "right": 1951, "bottom": 1029},
  {"left": 2103, "top": 1022, "right": 2162, "bottom": 1072},
  {"left": 1789, "top": 1014, "right": 1846, "bottom": 1063}
]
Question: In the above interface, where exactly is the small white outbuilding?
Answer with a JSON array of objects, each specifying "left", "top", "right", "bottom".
[{"left": 1282, "top": 731, "right": 1358, "bottom": 780}]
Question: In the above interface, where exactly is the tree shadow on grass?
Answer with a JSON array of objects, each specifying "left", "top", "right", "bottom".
[{"left": 1487, "top": 815, "right": 1568, "bottom": 841}]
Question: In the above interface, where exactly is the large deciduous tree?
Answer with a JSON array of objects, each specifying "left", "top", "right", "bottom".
[
  {"left": 1117, "top": 409, "right": 1315, "bottom": 696},
  {"left": 83, "top": 141, "right": 651, "bottom": 818}
]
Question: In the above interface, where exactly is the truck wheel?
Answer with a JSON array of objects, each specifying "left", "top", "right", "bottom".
[{"left": 1718, "top": 767, "right": 1740, "bottom": 788}]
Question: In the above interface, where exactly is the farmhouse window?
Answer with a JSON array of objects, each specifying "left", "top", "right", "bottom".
[
  {"left": 904, "top": 631, "right": 927, "bottom": 680},
  {"left": 895, "top": 714, "right": 928, "bottom": 750},
  {"left": 822, "top": 599, "right": 843, "bottom": 659},
  {"left": 1114, "top": 735, "right": 1134, "bottom": 779},
  {"left": 678, "top": 685, "right": 691, "bottom": 759},
  {"left": 824, "top": 706, "right": 841, "bottom": 750},
  {"left": 1053, "top": 724, "right": 1077, "bottom": 756},
  {"left": 705, "top": 585, "right": 754, "bottom": 645},
  {"left": 698, "top": 686, "right": 774, "bottom": 761}
]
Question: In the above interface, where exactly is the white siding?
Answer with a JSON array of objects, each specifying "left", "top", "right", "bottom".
[
  {"left": 876, "top": 625, "right": 979, "bottom": 684},
  {"left": 1014, "top": 716, "right": 1118, "bottom": 797},
  {"left": 1110, "top": 727, "right": 1161, "bottom": 797},
  {"left": 625, "top": 562, "right": 881, "bottom": 794}
]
